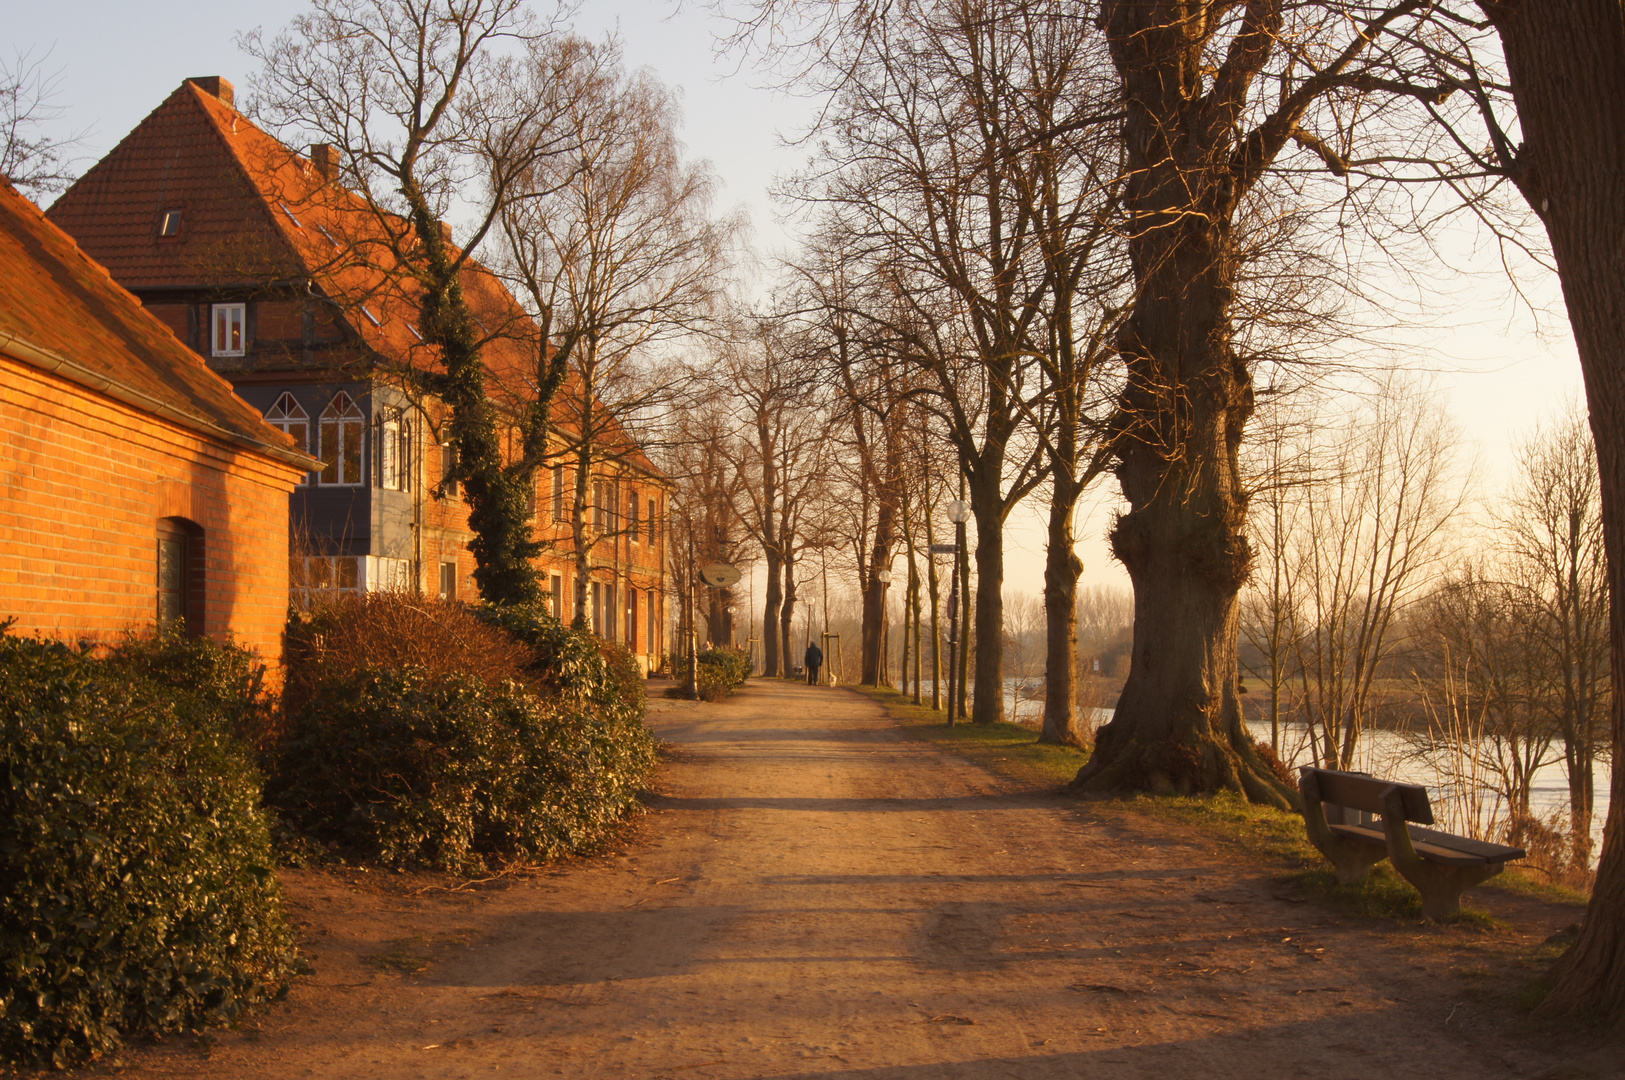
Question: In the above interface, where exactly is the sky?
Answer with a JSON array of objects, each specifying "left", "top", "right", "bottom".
[{"left": 7, "top": 0, "right": 1590, "bottom": 609}]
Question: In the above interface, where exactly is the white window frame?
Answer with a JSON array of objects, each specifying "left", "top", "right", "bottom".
[
  {"left": 211, "top": 303, "right": 246, "bottom": 357},
  {"left": 264, "top": 393, "right": 311, "bottom": 484},
  {"left": 377, "top": 412, "right": 408, "bottom": 491},
  {"left": 318, "top": 392, "right": 365, "bottom": 486}
]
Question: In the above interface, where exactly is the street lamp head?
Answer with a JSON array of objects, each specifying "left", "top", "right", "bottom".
[
  {"left": 946, "top": 499, "right": 969, "bottom": 524},
  {"left": 876, "top": 568, "right": 892, "bottom": 585}
]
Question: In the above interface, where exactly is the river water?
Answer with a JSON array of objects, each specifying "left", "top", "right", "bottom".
[{"left": 913, "top": 678, "right": 1611, "bottom": 855}]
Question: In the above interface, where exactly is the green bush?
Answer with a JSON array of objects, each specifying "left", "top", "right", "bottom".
[
  {"left": 107, "top": 624, "right": 272, "bottom": 747},
  {"left": 269, "top": 666, "right": 656, "bottom": 872},
  {"left": 696, "top": 647, "right": 750, "bottom": 701},
  {"left": 476, "top": 603, "right": 647, "bottom": 727},
  {"left": 0, "top": 632, "right": 295, "bottom": 1070}
]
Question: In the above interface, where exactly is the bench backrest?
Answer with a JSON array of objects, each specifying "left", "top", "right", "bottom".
[{"left": 1300, "top": 766, "right": 1435, "bottom": 826}]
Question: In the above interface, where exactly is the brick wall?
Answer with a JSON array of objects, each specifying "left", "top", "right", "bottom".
[{"left": 0, "top": 355, "right": 303, "bottom": 672}]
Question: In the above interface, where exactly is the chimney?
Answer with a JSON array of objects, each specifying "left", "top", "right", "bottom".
[
  {"left": 438, "top": 220, "right": 454, "bottom": 246},
  {"left": 309, "top": 143, "right": 340, "bottom": 181},
  {"left": 186, "top": 76, "right": 235, "bottom": 108}
]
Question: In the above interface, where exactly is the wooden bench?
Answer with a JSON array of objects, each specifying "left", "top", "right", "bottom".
[{"left": 1299, "top": 766, "right": 1526, "bottom": 920}]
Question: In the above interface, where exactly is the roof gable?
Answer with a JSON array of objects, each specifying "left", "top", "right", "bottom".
[
  {"left": 46, "top": 82, "right": 302, "bottom": 290},
  {"left": 0, "top": 177, "right": 311, "bottom": 467}
]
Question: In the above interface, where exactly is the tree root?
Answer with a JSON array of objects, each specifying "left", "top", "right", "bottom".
[{"left": 1065, "top": 727, "right": 1297, "bottom": 811}]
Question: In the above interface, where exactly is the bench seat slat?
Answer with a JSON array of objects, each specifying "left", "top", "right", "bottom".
[{"left": 1328, "top": 823, "right": 1526, "bottom": 866}]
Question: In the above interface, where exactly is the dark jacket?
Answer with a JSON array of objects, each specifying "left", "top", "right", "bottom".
[{"left": 804, "top": 644, "right": 824, "bottom": 667}]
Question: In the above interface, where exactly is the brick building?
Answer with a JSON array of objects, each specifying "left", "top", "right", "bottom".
[
  {"left": 0, "top": 175, "right": 313, "bottom": 666},
  {"left": 48, "top": 77, "right": 671, "bottom": 671}
]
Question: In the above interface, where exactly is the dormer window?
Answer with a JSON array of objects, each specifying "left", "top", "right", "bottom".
[
  {"left": 159, "top": 209, "right": 183, "bottom": 237},
  {"left": 211, "top": 303, "right": 245, "bottom": 356}
]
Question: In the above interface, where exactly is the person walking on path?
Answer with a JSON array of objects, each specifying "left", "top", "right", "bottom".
[{"left": 804, "top": 641, "right": 824, "bottom": 685}]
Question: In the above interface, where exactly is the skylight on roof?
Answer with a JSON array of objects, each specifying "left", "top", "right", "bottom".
[
  {"left": 408, "top": 325, "right": 423, "bottom": 341},
  {"left": 159, "top": 210, "right": 182, "bottom": 237},
  {"left": 279, "top": 202, "right": 303, "bottom": 229},
  {"left": 360, "top": 305, "right": 381, "bottom": 326},
  {"left": 315, "top": 223, "right": 339, "bottom": 248}
]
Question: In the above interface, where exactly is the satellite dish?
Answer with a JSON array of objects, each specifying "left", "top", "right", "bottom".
[{"left": 699, "top": 562, "right": 742, "bottom": 588}]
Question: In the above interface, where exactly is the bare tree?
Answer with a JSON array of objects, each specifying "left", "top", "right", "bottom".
[
  {"left": 496, "top": 35, "right": 733, "bottom": 629},
  {"left": 1288, "top": 379, "right": 1466, "bottom": 771},
  {"left": 244, "top": 0, "right": 579, "bottom": 604},
  {"left": 1500, "top": 402, "right": 1610, "bottom": 871},
  {"left": 0, "top": 48, "right": 83, "bottom": 200},
  {"left": 1412, "top": 568, "right": 1556, "bottom": 848},
  {"left": 725, "top": 317, "right": 828, "bottom": 676}
]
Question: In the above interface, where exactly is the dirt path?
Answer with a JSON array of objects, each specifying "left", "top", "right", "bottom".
[{"left": 89, "top": 679, "right": 1584, "bottom": 1079}]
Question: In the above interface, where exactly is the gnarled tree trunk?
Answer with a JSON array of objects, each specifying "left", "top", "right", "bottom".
[{"left": 1481, "top": 0, "right": 1625, "bottom": 1025}]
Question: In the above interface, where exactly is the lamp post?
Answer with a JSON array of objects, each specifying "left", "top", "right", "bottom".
[
  {"left": 944, "top": 499, "right": 969, "bottom": 724},
  {"left": 875, "top": 568, "right": 892, "bottom": 687}
]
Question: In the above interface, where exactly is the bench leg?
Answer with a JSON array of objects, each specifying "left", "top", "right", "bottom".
[
  {"left": 1299, "top": 771, "right": 1386, "bottom": 884},
  {"left": 1378, "top": 789, "right": 1502, "bottom": 919}
]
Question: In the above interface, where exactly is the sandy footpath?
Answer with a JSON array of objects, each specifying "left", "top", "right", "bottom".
[{"left": 79, "top": 678, "right": 1589, "bottom": 1079}]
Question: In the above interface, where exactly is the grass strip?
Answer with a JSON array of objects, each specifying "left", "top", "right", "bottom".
[{"left": 846, "top": 683, "right": 1577, "bottom": 923}]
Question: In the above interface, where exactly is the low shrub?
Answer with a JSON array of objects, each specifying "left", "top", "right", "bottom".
[
  {"left": 283, "top": 593, "right": 533, "bottom": 714},
  {"left": 697, "top": 647, "right": 750, "bottom": 701},
  {"left": 269, "top": 665, "right": 656, "bottom": 872},
  {"left": 107, "top": 623, "right": 272, "bottom": 748},
  {"left": 476, "top": 602, "right": 646, "bottom": 725},
  {"left": 0, "top": 631, "right": 296, "bottom": 1069}
]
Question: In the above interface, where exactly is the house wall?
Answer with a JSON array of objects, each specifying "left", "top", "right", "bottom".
[{"left": 0, "top": 354, "right": 302, "bottom": 671}]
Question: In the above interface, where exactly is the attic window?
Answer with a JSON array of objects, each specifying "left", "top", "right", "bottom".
[
  {"left": 211, "top": 303, "right": 246, "bottom": 357},
  {"left": 315, "top": 223, "right": 339, "bottom": 248},
  {"left": 279, "top": 202, "right": 303, "bottom": 228},
  {"left": 360, "top": 305, "right": 381, "bottom": 326},
  {"left": 159, "top": 210, "right": 182, "bottom": 237}
]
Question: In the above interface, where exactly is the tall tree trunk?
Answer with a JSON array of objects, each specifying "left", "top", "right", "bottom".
[
  {"left": 956, "top": 538, "right": 972, "bottom": 719},
  {"left": 926, "top": 505, "right": 943, "bottom": 710},
  {"left": 969, "top": 470, "right": 1004, "bottom": 725},
  {"left": 1040, "top": 475, "right": 1085, "bottom": 745},
  {"left": 571, "top": 442, "right": 593, "bottom": 632},
  {"left": 1064, "top": 2, "right": 1294, "bottom": 807},
  {"left": 1069, "top": 235, "right": 1285, "bottom": 805},
  {"left": 861, "top": 504, "right": 896, "bottom": 685},
  {"left": 1481, "top": 0, "right": 1625, "bottom": 1024},
  {"left": 762, "top": 551, "right": 783, "bottom": 676},
  {"left": 780, "top": 553, "right": 798, "bottom": 678}
]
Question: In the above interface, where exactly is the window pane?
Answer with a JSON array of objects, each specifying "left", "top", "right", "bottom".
[
  {"left": 336, "top": 557, "right": 358, "bottom": 590},
  {"left": 380, "top": 419, "right": 399, "bottom": 489},
  {"left": 309, "top": 557, "right": 333, "bottom": 589},
  {"left": 319, "top": 421, "right": 339, "bottom": 483},
  {"left": 158, "top": 536, "right": 184, "bottom": 625},
  {"left": 341, "top": 422, "right": 362, "bottom": 484}
]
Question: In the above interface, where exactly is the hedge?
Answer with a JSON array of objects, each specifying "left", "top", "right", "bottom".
[
  {"left": 270, "top": 602, "right": 657, "bottom": 872},
  {"left": 0, "top": 630, "right": 295, "bottom": 1069}
]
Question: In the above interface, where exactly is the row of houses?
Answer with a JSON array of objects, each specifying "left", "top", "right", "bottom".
[{"left": 1, "top": 76, "right": 672, "bottom": 675}]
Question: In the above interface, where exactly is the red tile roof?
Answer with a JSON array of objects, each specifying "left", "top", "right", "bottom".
[
  {"left": 49, "top": 78, "right": 662, "bottom": 478},
  {"left": 0, "top": 176, "right": 314, "bottom": 469}
]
